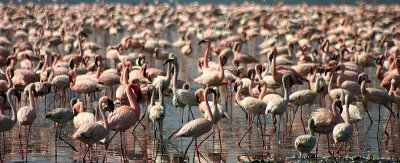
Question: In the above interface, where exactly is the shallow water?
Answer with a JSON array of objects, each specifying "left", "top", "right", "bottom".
[
  {"left": 2, "top": 29, "right": 400, "bottom": 163},
  {"left": 2, "top": 68, "right": 400, "bottom": 163}
]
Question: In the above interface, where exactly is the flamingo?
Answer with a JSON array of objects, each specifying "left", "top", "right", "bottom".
[
  {"left": 8, "top": 59, "right": 39, "bottom": 90},
  {"left": 294, "top": 119, "right": 317, "bottom": 162},
  {"left": 107, "top": 83, "right": 142, "bottom": 161},
  {"left": 72, "top": 100, "right": 95, "bottom": 129},
  {"left": 311, "top": 99, "right": 343, "bottom": 160},
  {"left": 360, "top": 75, "right": 396, "bottom": 138},
  {"left": 0, "top": 88, "right": 20, "bottom": 159},
  {"left": 72, "top": 96, "right": 114, "bottom": 162},
  {"left": 47, "top": 67, "right": 70, "bottom": 108},
  {"left": 332, "top": 94, "right": 353, "bottom": 162},
  {"left": 266, "top": 74, "right": 292, "bottom": 140},
  {"left": 339, "top": 91, "right": 363, "bottom": 156},
  {"left": 165, "top": 58, "right": 198, "bottom": 122},
  {"left": 173, "top": 87, "right": 215, "bottom": 162},
  {"left": 269, "top": 48, "right": 307, "bottom": 86},
  {"left": 44, "top": 104, "right": 78, "bottom": 160},
  {"left": 234, "top": 78, "right": 267, "bottom": 146},
  {"left": 289, "top": 76, "right": 325, "bottom": 134},
  {"left": 151, "top": 54, "right": 173, "bottom": 92},
  {"left": 17, "top": 83, "right": 36, "bottom": 161},
  {"left": 96, "top": 55, "right": 120, "bottom": 98},
  {"left": 196, "top": 87, "right": 230, "bottom": 152},
  {"left": 68, "top": 70, "right": 104, "bottom": 108},
  {"left": 194, "top": 53, "right": 230, "bottom": 86},
  {"left": 148, "top": 83, "right": 166, "bottom": 141}
]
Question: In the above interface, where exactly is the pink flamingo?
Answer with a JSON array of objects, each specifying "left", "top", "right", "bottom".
[
  {"left": 68, "top": 70, "right": 104, "bottom": 108},
  {"left": 194, "top": 53, "right": 230, "bottom": 87},
  {"left": 107, "top": 83, "right": 142, "bottom": 161},
  {"left": 72, "top": 100, "right": 95, "bottom": 129},
  {"left": 311, "top": 99, "right": 343, "bottom": 160},
  {"left": 72, "top": 96, "right": 113, "bottom": 162},
  {"left": 96, "top": 55, "right": 120, "bottom": 99},
  {"left": 17, "top": 83, "right": 36, "bottom": 161},
  {"left": 174, "top": 87, "right": 215, "bottom": 162},
  {"left": 8, "top": 58, "right": 39, "bottom": 90},
  {"left": 61, "top": 31, "right": 86, "bottom": 63}
]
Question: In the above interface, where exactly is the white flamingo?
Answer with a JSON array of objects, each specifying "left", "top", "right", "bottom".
[{"left": 332, "top": 94, "right": 353, "bottom": 162}]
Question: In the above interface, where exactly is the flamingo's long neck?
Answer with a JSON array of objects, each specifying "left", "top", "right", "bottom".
[
  {"left": 79, "top": 102, "right": 85, "bottom": 113},
  {"left": 77, "top": 34, "right": 83, "bottom": 57},
  {"left": 249, "top": 72, "right": 255, "bottom": 97},
  {"left": 344, "top": 96, "right": 350, "bottom": 124},
  {"left": 328, "top": 72, "right": 335, "bottom": 93},
  {"left": 270, "top": 53, "right": 278, "bottom": 82},
  {"left": 172, "top": 63, "right": 179, "bottom": 94},
  {"left": 258, "top": 83, "right": 267, "bottom": 100},
  {"left": 159, "top": 85, "right": 164, "bottom": 106},
  {"left": 7, "top": 91, "right": 17, "bottom": 122},
  {"left": 235, "top": 83, "right": 243, "bottom": 102},
  {"left": 312, "top": 78, "right": 321, "bottom": 93},
  {"left": 28, "top": 85, "right": 35, "bottom": 109},
  {"left": 96, "top": 61, "right": 102, "bottom": 79},
  {"left": 41, "top": 55, "right": 48, "bottom": 72},
  {"left": 150, "top": 87, "right": 156, "bottom": 106},
  {"left": 122, "top": 67, "right": 129, "bottom": 85},
  {"left": 70, "top": 73, "right": 76, "bottom": 88},
  {"left": 166, "top": 61, "right": 172, "bottom": 85},
  {"left": 218, "top": 57, "right": 224, "bottom": 81},
  {"left": 203, "top": 44, "right": 210, "bottom": 68},
  {"left": 360, "top": 80, "right": 367, "bottom": 97},
  {"left": 99, "top": 97, "right": 109, "bottom": 130},
  {"left": 204, "top": 91, "right": 213, "bottom": 122},
  {"left": 376, "top": 65, "right": 384, "bottom": 81},
  {"left": 127, "top": 85, "right": 140, "bottom": 112},
  {"left": 6, "top": 67, "right": 12, "bottom": 88},
  {"left": 309, "top": 122, "right": 315, "bottom": 136},
  {"left": 283, "top": 79, "right": 289, "bottom": 100},
  {"left": 336, "top": 75, "right": 343, "bottom": 87},
  {"left": 331, "top": 100, "right": 339, "bottom": 117}
]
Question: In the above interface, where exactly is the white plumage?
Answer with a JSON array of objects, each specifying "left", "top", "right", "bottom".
[{"left": 295, "top": 119, "right": 317, "bottom": 158}]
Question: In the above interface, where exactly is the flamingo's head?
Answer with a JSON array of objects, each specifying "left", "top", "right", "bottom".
[
  {"left": 219, "top": 53, "right": 227, "bottom": 66},
  {"left": 194, "top": 88, "right": 204, "bottom": 104}
]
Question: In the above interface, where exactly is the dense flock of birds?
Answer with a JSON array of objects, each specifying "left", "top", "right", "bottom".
[{"left": 0, "top": 1, "right": 400, "bottom": 162}]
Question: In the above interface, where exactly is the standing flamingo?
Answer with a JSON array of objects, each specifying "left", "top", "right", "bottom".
[
  {"left": 266, "top": 74, "right": 292, "bottom": 140},
  {"left": 289, "top": 76, "right": 325, "bottom": 134},
  {"left": 234, "top": 78, "right": 267, "bottom": 146},
  {"left": 72, "top": 96, "right": 114, "bottom": 162},
  {"left": 164, "top": 57, "right": 198, "bottom": 122},
  {"left": 340, "top": 90, "right": 363, "bottom": 156},
  {"left": 295, "top": 119, "right": 317, "bottom": 162},
  {"left": 0, "top": 88, "right": 20, "bottom": 159},
  {"left": 148, "top": 82, "right": 166, "bottom": 141},
  {"left": 107, "top": 83, "right": 142, "bottom": 161},
  {"left": 17, "top": 83, "right": 36, "bottom": 161},
  {"left": 332, "top": 94, "right": 353, "bottom": 162},
  {"left": 311, "top": 99, "right": 343, "bottom": 160},
  {"left": 360, "top": 75, "right": 396, "bottom": 138},
  {"left": 45, "top": 101, "right": 78, "bottom": 161},
  {"left": 174, "top": 87, "right": 215, "bottom": 162}
]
